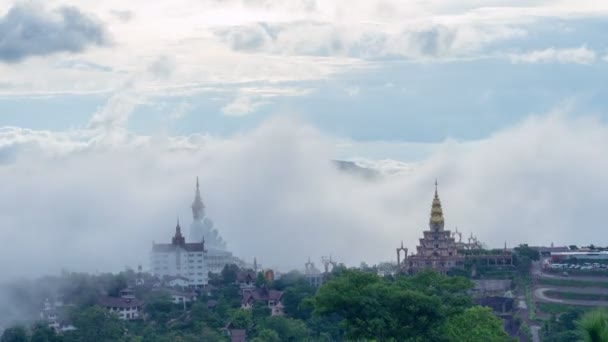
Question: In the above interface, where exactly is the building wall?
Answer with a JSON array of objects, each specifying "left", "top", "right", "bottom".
[
  {"left": 205, "top": 249, "right": 237, "bottom": 273},
  {"left": 151, "top": 249, "right": 209, "bottom": 286},
  {"left": 107, "top": 306, "right": 140, "bottom": 320}
]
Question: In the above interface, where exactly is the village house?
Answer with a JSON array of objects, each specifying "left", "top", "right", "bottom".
[{"left": 241, "top": 287, "right": 284, "bottom": 316}]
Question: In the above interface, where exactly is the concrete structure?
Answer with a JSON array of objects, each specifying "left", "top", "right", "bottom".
[
  {"left": 98, "top": 294, "right": 143, "bottom": 321},
  {"left": 405, "top": 182, "right": 465, "bottom": 274},
  {"left": 165, "top": 275, "right": 190, "bottom": 288},
  {"left": 151, "top": 220, "right": 209, "bottom": 287},
  {"left": 158, "top": 288, "right": 197, "bottom": 304},
  {"left": 551, "top": 251, "right": 608, "bottom": 262}
]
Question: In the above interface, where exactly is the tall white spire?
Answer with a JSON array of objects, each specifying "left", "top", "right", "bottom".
[{"left": 192, "top": 177, "right": 205, "bottom": 221}]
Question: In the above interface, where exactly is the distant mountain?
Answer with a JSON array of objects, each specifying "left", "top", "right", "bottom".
[
  {"left": 332, "top": 159, "right": 413, "bottom": 180},
  {"left": 332, "top": 160, "right": 380, "bottom": 180}
]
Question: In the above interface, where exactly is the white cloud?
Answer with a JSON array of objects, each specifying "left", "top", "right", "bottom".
[
  {"left": 1, "top": 0, "right": 604, "bottom": 99},
  {"left": 215, "top": 21, "right": 526, "bottom": 60},
  {"left": 509, "top": 46, "right": 597, "bottom": 64},
  {"left": 221, "top": 86, "right": 314, "bottom": 116},
  {"left": 222, "top": 95, "right": 269, "bottom": 116},
  {"left": 0, "top": 107, "right": 607, "bottom": 281}
]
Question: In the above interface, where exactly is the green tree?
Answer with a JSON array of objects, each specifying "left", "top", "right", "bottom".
[
  {"left": 144, "top": 291, "right": 174, "bottom": 325},
  {"left": 578, "top": 309, "right": 608, "bottom": 342},
  {"left": 282, "top": 282, "right": 315, "bottom": 320},
  {"left": 251, "top": 329, "right": 280, "bottom": 342},
  {"left": 514, "top": 244, "right": 540, "bottom": 261},
  {"left": 229, "top": 309, "right": 253, "bottom": 330},
  {"left": 255, "top": 272, "right": 268, "bottom": 288},
  {"left": 314, "top": 270, "right": 439, "bottom": 340},
  {"left": 251, "top": 301, "right": 271, "bottom": 321},
  {"left": 31, "top": 322, "right": 60, "bottom": 342},
  {"left": 258, "top": 316, "right": 309, "bottom": 341},
  {"left": 313, "top": 269, "right": 474, "bottom": 341},
  {"left": 70, "top": 306, "right": 125, "bottom": 342},
  {"left": 221, "top": 264, "right": 239, "bottom": 285},
  {"left": 0, "top": 326, "right": 28, "bottom": 342},
  {"left": 107, "top": 273, "right": 128, "bottom": 297},
  {"left": 442, "top": 306, "right": 513, "bottom": 342},
  {"left": 516, "top": 255, "right": 532, "bottom": 276},
  {"left": 271, "top": 271, "right": 306, "bottom": 291}
]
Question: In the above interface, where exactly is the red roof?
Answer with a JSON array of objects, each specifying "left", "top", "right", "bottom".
[
  {"left": 241, "top": 288, "right": 283, "bottom": 305},
  {"left": 236, "top": 271, "right": 256, "bottom": 282}
]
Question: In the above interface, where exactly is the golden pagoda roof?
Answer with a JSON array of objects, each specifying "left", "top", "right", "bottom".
[{"left": 429, "top": 180, "right": 445, "bottom": 225}]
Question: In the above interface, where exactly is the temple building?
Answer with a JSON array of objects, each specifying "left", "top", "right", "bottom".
[
  {"left": 404, "top": 182, "right": 465, "bottom": 274},
  {"left": 187, "top": 177, "right": 238, "bottom": 273},
  {"left": 151, "top": 220, "right": 209, "bottom": 287},
  {"left": 189, "top": 177, "right": 226, "bottom": 249},
  {"left": 150, "top": 178, "right": 238, "bottom": 281}
]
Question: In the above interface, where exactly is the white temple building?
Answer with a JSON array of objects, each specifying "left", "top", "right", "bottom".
[
  {"left": 151, "top": 178, "right": 239, "bottom": 286},
  {"left": 151, "top": 220, "right": 209, "bottom": 287}
]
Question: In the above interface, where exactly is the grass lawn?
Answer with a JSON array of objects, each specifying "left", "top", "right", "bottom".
[
  {"left": 544, "top": 290, "right": 608, "bottom": 301},
  {"left": 537, "top": 302, "right": 592, "bottom": 315},
  {"left": 538, "top": 278, "right": 608, "bottom": 288}
]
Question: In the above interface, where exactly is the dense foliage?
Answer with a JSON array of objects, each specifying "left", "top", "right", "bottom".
[
  {"left": 1, "top": 267, "right": 514, "bottom": 342},
  {"left": 313, "top": 269, "right": 511, "bottom": 341}
]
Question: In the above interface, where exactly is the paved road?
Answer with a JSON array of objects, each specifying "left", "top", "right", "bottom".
[
  {"left": 530, "top": 326, "right": 540, "bottom": 342},
  {"left": 538, "top": 270, "right": 608, "bottom": 283},
  {"left": 532, "top": 262, "right": 608, "bottom": 283},
  {"left": 534, "top": 286, "right": 608, "bottom": 306}
]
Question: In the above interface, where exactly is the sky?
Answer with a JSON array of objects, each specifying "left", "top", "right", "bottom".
[{"left": 1, "top": 0, "right": 608, "bottom": 278}]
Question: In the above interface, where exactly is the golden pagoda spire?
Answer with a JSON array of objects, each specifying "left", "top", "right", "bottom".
[{"left": 429, "top": 180, "right": 445, "bottom": 228}]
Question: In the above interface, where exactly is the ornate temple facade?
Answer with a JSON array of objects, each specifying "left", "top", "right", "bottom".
[{"left": 404, "top": 182, "right": 465, "bottom": 274}]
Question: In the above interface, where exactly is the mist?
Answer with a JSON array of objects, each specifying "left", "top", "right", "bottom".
[{"left": 0, "top": 109, "right": 607, "bottom": 281}]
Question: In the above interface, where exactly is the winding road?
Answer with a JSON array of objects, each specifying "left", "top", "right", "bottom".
[{"left": 533, "top": 261, "right": 608, "bottom": 307}]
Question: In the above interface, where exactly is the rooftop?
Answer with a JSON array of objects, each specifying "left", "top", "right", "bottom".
[{"left": 98, "top": 296, "right": 143, "bottom": 308}]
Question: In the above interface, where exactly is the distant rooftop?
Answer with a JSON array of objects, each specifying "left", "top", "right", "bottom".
[{"left": 98, "top": 296, "right": 143, "bottom": 308}]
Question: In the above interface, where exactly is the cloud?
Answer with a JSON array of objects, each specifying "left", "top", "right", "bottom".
[
  {"left": 220, "top": 86, "right": 313, "bottom": 116},
  {"left": 215, "top": 21, "right": 525, "bottom": 60},
  {"left": 0, "top": 4, "right": 110, "bottom": 63},
  {"left": 110, "top": 9, "right": 134, "bottom": 22},
  {"left": 148, "top": 56, "right": 176, "bottom": 80},
  {"left": 509, "top": 46, "right": 597, "bottom": 64},
  {"left": 87, "top": 91, "right": 140, "bottom": 143},
  {"left": 222, "top": 95, "right": 269, "bottom": 116},
  {"left": 55, "top": 59, "right": 113, "bottom": 72},
  {"left": 0, "top": 108, "right": 607, "bottom": 287}
]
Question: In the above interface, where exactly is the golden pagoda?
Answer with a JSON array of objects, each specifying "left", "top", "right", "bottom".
[{"left": 406, "top": 181, "right": 465, "bottom": 274}]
